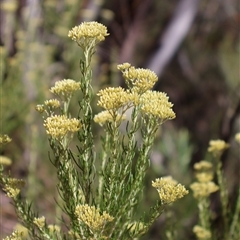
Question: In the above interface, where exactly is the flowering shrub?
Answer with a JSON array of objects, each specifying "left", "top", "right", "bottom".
[{"left": 1, "top": 21, "right": 239, "bottom": 240}]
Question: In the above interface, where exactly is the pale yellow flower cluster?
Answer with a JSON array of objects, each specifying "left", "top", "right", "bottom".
[
  {"left": 33, "top": 216, "right": 46, "bottom": 229},
  {"left": 75, "top": 204, "right": 114, "bottom": 231},
  {"left": 3, "top": 230, "right": 23, "bottom": 240},
  {"left": 194, "top": 161, "right": 213, "bottom": 171},
  {"left": 193, "top": 225, "right": 211, "bottom": 240},
  {"left": 44, "top": 99, "right": 61, "bottom": 109},
  {"left": 193, "top": 161, "right": 214, "bottom": 183},
  {"left": 139, "top": 90, "right": 176, "bottom": 121},
  {"left": 96, "top": 64, "right": 175, "bottom": 125},
  {"left": 94, "top": 110, "right": 126, "bottom": 126},
  {"left": 191, "top": 160, "right": 219, "bottom": 199},
  {"left": 35, "top": 104, "right": 45, "bottom": 113},
  {"left": 0, "top": 134, "right": 12, "bottom": 144},
  {"left": 3, "top": 178, "right": 25, "bottom": 199},
  {"left": 50, "top": 79, "right": 81, "bottom": 100},
  {"left": 208, "top": 139, "right": 229, "bottom": 157},
  {"left": 118, "top": 63, "right": 158, "bottom": 94},
  {"left": 14, "top": 224, "right": 28, "bottom": 238},
  {"left": 97, "top": 87, "right": 132, "bottom": 110},
  {"left": 4, "top": 187, "right": 20, "bottom": 199},
  {"left": 44, "top": 115, "right": 81, "bottom": 141},
  {"left": 235, "top": 132, "right": 240, "bottom": 144},
  {"left": 0, "top": 156, "right": 12, "bottom": 166},
  {"left": 48, "top": 224, "right": 61, "bottom": 234},
  {"left": 68, "top": 22, "right": 109, "bottom": 49},
  {"left": 190, "top": 181, "right": 219, "bottom": 199},
  {"left": 152, "top": 176, "right": 189, "bottom": 204}
]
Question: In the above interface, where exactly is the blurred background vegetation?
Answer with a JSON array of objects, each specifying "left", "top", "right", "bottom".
[{"left": 0, "top": 0, "right": 239, "bottom": 239}]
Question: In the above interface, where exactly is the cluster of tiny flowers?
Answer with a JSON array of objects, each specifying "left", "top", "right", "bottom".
[
  {"left": 0, "top": 156, "right": 12, "bottom": 166},
  {"left": 194, "top": 161, "right": 213, "bottom": 171},
  {"left": 3, "top": 230, "right": 23, "bottom": 240},
  {"left": 193, "top": 225, "right": 211, "bottom": 240},
  {"left": 75, "top": 204, "right": 114, "bottom": 231},
  {"left": 3, "top": 178, "right": 25, "bottom": 199},
  {"left": 48, "top": 224, "right": 61, "bottom": 234},
  {"left": 139, "top": 91, "right": 176, "bottom": 121},
  {"left": 117, "top": 63, "right": 158, "bottom": 94},
  {"left": 0, "top": 134, "right": 12, "bottom": 144},
  {"left": 33, "top": 216, "right": 46, "bottom": 229},
  {"left": 44, "top": 99, "right": 61, "bottom": 109},
  {"left": 190, "top": 181, "right": 219, "bottom": 199},
  {"left": 94, "top": 110, "right": 126, "bottom": 126},
  {"left": 35, "top": 104, "right": 45, "bottom": 113},
  {"left": 50, "top": 79, "right": 81, "bottom": 100},
  {"left": 14, "top": 224, "right": 29, "bottom": 238},
  {"left": 68, "top": 21, "right": 109, "bottom": 49},
  {"left": 193, "top": 161, "right": 214, "bottom": 183},
  {"left": 97, "top": 87, "right": 132, "bottom": 111},
  {"left": 152, "top": 176, "right": 189, "bottom": 204},
  {"left": 235, "top": 132, "right": 240, "bottom": 144},
  {"left": 208, "top": 139, "right": 229, "bottom": 157},
  {"left": 44, "top": 115, "right": 81, "bottom": 141}
]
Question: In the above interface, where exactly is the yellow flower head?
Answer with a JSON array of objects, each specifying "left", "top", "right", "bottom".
[
  {"left": 194, "top": 161, "right": 214, "bottom": 183},
  {"left": 117, "top": 62, "right": 131, "bottom": 71},
  {"left": 48, "top": 224, "right": 61, "bottom": 234},
  {"left": 193, "top": 225, "right": 211, "bottom": 240},
  {"left": 194, "top": 161, "right": 213, "bottom": 171},
  {"left": 117, "top": 63, "right": 158, "bottom": 94},
  {"left": 35, "top": 104, "right": 45, "bottom": 113},
  {"left": 33, "top": 216, "right": 46, "bottom": 229},
  {"left": 3, "top": 230, "right": 24, "bottom": 240},
  {"left": 14, "top": 224, "right": 29, "bottom": 238},
  {"left": 139, "top": 90, "right": 176, "bottom": 122},
  {"left": 44, "top": 115, "right": 81, "bottom": 141},
  {"left": 3, "top": 178, "right": 25, "bottom": 199},
  {"left": 4, "top": 187, "right": 20, "bottom": 199},
  {"left": 75, "top": 204, "right": 114, "bottom": 231},
  {"left": 94, "top": 110, "right": 126, "bottom": 126},
  {"left": 50, "top": 79, "right": 80, "bottom": 100},
  {"left": 235, "top": 132, "right": 240, "bottom": 144},
  {"left": 195, "top": 172, "right": 214, "bottom": 183},
  {"left": 208, "top": 139, "right": 229, "bottom": 157},
  {"left": 152, "top": 176, "right": 189, "bottom": 204},
  {"left": 0, "top": 156, "right": 12, "bottom": 166},
  {"left": 190, "top": 181, "right": 219, "bottom": 199},
  {"left": 97, "top": 87, "right": 132, "bottom": 111},
  {"left": 0, "top": 134, "right": 12, "bottom": 145},
  {"left": 44, "top": 99, "right": 61, "bottom": 109},
  {"left": 68, "top": 22, "right": 109, "bottom": 49}
]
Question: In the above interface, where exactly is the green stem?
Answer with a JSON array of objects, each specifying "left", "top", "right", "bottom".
[
  {"left": 228, "top": 186, "right": 240, "bottom": 239},
  {"left": 77, "top": 46, "right": 95, "bottom": 204},
  {"left": 216, "top": 158, "right": 229, "bottom": 238},
  {"left": 198, "top": 197, "right": 211, "bottom": 231}
]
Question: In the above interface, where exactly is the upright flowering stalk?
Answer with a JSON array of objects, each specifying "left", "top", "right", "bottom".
[
  {"left": 229, "top": 133, "right": 240, "bottom": 239},
  {"left": 68, "top": 22, "right": 109, "bottom": 204},
  {"left": 37, "top": 78, "right": 82, "bottom": 229},
  {"left": 94, "top": 62, "right": 181, "bottom": 239},
  {"left": 190, "top": 160, "right": 219, "bottom": 240},
  {"left": 2, "top": 22, "right": 190, "bottom": 240},
  {"left": 208, "top": 139, "right": 229, "bottom": 237}
]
